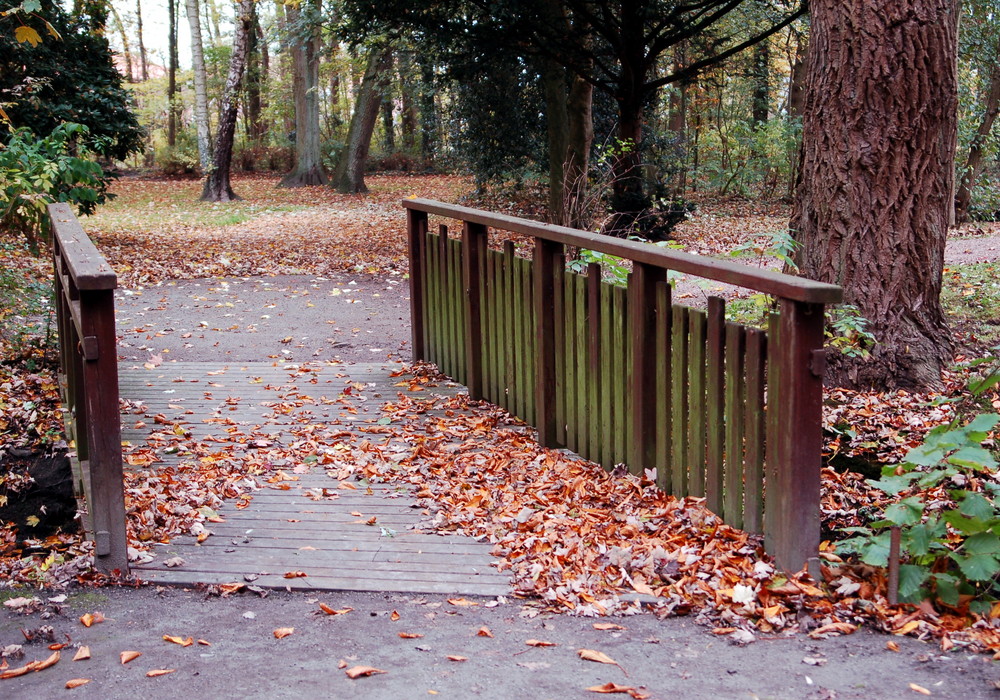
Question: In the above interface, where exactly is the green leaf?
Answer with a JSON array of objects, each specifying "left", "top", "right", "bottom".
[
  {"left": 947, "top": 446, "right": 997, "bottom": 471},
  {"left": 376, "top": 417, "right": 392, "bottom": 425},
  {"left": 897, "top": 564, "right": 930, "bottom": 600},
  {"left": 858, "top": 531, "right": 892, "bottom": 567},
  {"left": 959, "top": 492, "right": 996, "bottom": 520},
  {"left": 884, "top": 497, "right": 923, "bottom": 526},
  {"left": 965, "top": 413, "right": 1000, "bottom": 434},
  {"left": 944, "top": 510, "right": 990, "bottom": 535},
  {"left": 22, "top": 0, "right": 41, "bottom": 13},
  {"left": 964, "top": 532, "right": 1000, "bottom": 555},
  {"left": 867, "top": 474, "right": 913, "bottom": 496},
  {"left": 905, "top": 520, "right": 943, "bottom": 556},
  {"left": 952, "top": 552, "right": 1000, "bottom": 582},
  {"left": 971, "top": 600, "right": 995, "bottom": 616},
  {"left": 932, "top": 573, "right": 961, "bottom": 606}
]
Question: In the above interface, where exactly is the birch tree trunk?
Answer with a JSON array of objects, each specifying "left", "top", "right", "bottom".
[
  {"left": 201, "top": 0, "right": 253, "bottom": 201},
  {"left": 331, "top": 46, "right": 394, "bottom": 194},
  {"left": 186, "top": 0, "right": 212, "bottom": 171},
  {"left": 791, "top": 0, "right": 958, "bottom": 390}
]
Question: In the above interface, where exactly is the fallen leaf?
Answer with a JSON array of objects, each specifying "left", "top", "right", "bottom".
[
  {"left": 586, "top": 682, "right": 650, "bottom": 698},
  {"left": 73, "top": 647, "right": 91, "bottom": 661},
  {"left": 909, "top": 683, "right": 931, "bottom": 695},
  {"left": 79, "top": 612, "right": 105, "bottom": 628},
  {"left": 163, "top": 635, "right": 194, "bottom": 647},
  {"left": 446, "top": 655, "right": 467, "bottom": 662},
  {"left": 65, "top": 678, "right": 91, "bottom": 689},
  {"left": 477, "top": 626, "right": 493, "bottom": 638},
  {"left": 809, "top": 622, "right": 858, "bottom": 638},
  {"left": 273, "top": 628, "right": 295, "bottom": 639},
  {"left": 578, "top": 649, "right": 626, "bottom": 675},
  {"left": 398, "top": 632, "right": 424, "bottom": 639},
  {"left": 390, "top": 611, "right": 400, "bottom": 621},
  {"left": 283, "top": 571, "right": 308, "bottom": 579},
  {"left": 120, "top": 651, "right": 142, "bottom": 665},
  {"left": 886, "top": 641, "right": 900, "bottom": 652},
  {"left": 447, "top": 598, "right": 478, "bottom": 607},
  {"left": 525, "top": 639, "right": 557, "bottom": 647},
  {"left": 319, "top": 604, "right": 353, "bottom": 616},
  {"left": 197, "top": 640, "right": 211, "bottom": 646},
  {"left": 344, "top": 665, "right": 387, "bottom": 679},
  {"left": 146, "top": 669, "right": 177, "bottom": 677},
  {"left": 593, "top": 623, "right": 626, "bottom": 631}
]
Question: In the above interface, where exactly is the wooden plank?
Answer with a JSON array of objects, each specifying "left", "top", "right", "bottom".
[
  {"left": 687, "top": 310, "right": 707, "bottom": 498},
  {"left": 743, "top": 328, "right": 767, "bottom": 535},
  {"left": 425, "top": 231, "right": 440, "bottom": 367},
  {"left": 724, "top": 322, "right": 746, "bottom": 529},
  {"left": 406, "top": 207, "right": 428, "bottom": 360},
  {"left": 554, "top": 254, "right": 566, "bottom": 448},
  {"left": 533, "top": 239, "right": 563, "bottom": 447},
  {"left": 599, "top": 277, "right": 613, "bottom": 470},
  {"left": 574, "top": 273, "right": 589, "bottom": 457},
  {"left": 503, "top": 241, "right": 516, "bottom": 415},
  {"left": 512, "top": 251, "right": 526, "bottom": 420},
  {"left": 654, "top": 281, "right": 672, "bottom": 492},
  {"left": 587, "top": 264, "right": 603, "bottom": 467},
  {"left": 628, "top": 264, "right": 666, "bottom": 475},
  {"left": 461, "top": 222, "right": 487, "bottom": 399},
  {"left": 452, "top": 236, "right": 467, "bottom": 382},
  {"left": 612, "top": 285, "right": 627, "bottom": 467},
  {"left": 670, "top": 305, "right": 689, "bottom": 495},
  {"left": 563, "top": 271, "right": 577, "bottom": 452},
  {"left": 521, "top": 256, "right": 536, "bottom": 426},
  {"left": 705, "top": 297, "right": 726, "bottom": 515}
]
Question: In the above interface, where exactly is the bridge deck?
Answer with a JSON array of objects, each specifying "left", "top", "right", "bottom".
[{"left": 118, "top": 361, "right": 510, "bottom": 596}]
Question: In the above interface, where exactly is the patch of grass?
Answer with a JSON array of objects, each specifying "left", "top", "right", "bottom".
[
  {"left": 67, "top": 591, "right": 109, "bottom": 607},
  {"left": 942, "top": 262, "right": 1000, "bottom": 349}
]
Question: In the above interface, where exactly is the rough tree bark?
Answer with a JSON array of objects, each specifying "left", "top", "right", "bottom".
[
  {"left": 418, "top": 54, "right": 437, "bottom": 161},
  {"left": 399, "top": 51, "right": 418, "bottom": 151},
  {"left": 791, "top": 0, "right": 958, "bottom": 390},
  {"left": 167, "top": 0, "right": 178, "bottom": 146},
  {"left": 331, "top": 46, "right": 394, "bottom": 194},
  {"left": 201, "top": 0, "right": 253, "bottom": 202},
  {"left": 185, "top": 0, "right": 212, "bottom": 171},
  {"left": 280, "top": 0, "right": 327, "bottom": 187},
  {"left": 245, "top": 0, "right": 266, "bottom": 145},
  {"left": 955, "top": 33, "right": 1000, "bottom": 223}
]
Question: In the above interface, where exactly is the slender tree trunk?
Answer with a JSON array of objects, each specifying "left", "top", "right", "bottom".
[
  {"left": 541, "top": 56, "right": 570, "bottom": 225},
  {"left": 167, "top": 0, "right": 178, "bottom": 146},
  {"left": 791, "top": 0, "right": 958, "bottom": 390},
  {"left": 955, "top": 35, "right": 1000, "bottom": 223},
  {"left": 202, "top": 0, "right": 253, "bottom": 201},
  {"left": 245, "top": 0, "right": 264, "bottom": 145},
  {"left": 108, "top": 3, "right": 133, "bottom": 81},
  {"left": 186, "top": 0, "right": 212, "bottom": 171},
  {"left": 751, "top": 39, "right": 770, "bottom": 125},
  {"left": 136, "top": 0, "right": 148, "bottom": 81},
  {"left": 668, "top": 44, "right": 688, "bottom": 195},
  {"left": 565, "top": 73, "right": 594, "bottom": 229},
  {"left": 381, "top": 97, "right": 395, "bottom": 150},
  {"left": 399, "top": 51, "right": 418, "bottom": 151},
  {"left": 418, "top": 54, "right": 437, "bottom": 161},
  {"left": 786, "top": 32, "right": 808, "bottom": 199},
  {"left": 280, "top": 0, "right": 327, "bottom": 187},
  {"left": 331, "top": 46, "right": 394, "bottom": 194}
]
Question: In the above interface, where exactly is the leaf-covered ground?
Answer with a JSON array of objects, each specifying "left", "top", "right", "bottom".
[{"left": 4, "top": 174, "right": 1000, "bottom": 656}]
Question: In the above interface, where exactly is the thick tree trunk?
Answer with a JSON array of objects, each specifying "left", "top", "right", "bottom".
[
  {"left": 201, "top": 0, "right": 253, "bottom": 202},
  {"left": 791, "top": 0, "right": 958, "bottom": 390},
  {"left": 565, "top": 74, "right": 594, "bottom": 229},
  {"left": 542, "top": 57, "right": 570, "bottom": 225},
  {"left": 136, "top": 0, "right": 148, "bottom": 81},
  {"left": 245, "top": 1, "right": 265, "bottom": 145},
  {"left": 280, "top": 0, "right": 327, "bottom": 187},
  {"left": 331, "top": 46, "right": 393, "bottom": 194},
  {"left": 751, "top": 40, "right": 770, "bottom": 125},
  {"left": 185, "top": 0, "right": 212, "bottom": 171},
  {"left": 167, "top": 0, "right": 178, "bottom": 146},
  {"left": 399, "top": 51, "right": 418, "bottom": 151},
  {"left": 381, "top": 97, "right": 395, "bottom": 150},
  {"left": 955, "top": 35, "right": 1000, "bottom": 224},
  {"left": 418, "top": 54, "right": 437, "bottom": 161}
]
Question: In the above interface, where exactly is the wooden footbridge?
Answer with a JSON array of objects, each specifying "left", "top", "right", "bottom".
[{"left": 49, "top": 199, "right": 839, "bottom": 596}]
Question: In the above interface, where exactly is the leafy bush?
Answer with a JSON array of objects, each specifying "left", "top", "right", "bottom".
[
  {"left": 0, "top": 123, "right": 115, "bottom": 250},
  {"left": 838, "top": 412, "right": 1000, "bottom": 612}
]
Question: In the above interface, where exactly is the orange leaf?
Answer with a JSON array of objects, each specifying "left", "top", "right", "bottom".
[
  {"left": 163, "top": 635, "right": 194, "bottom": 647},
  {"left": 344, "top": 665, "right": 387, "bottom": 679},
  {"left": 66, "top": 678, "right": 91, "bottom": 689},
  {"left": 48, "top": 644, "right": 66, "bottom": 651},
  {"left": 886, "top": 641, "right": 900, "bottom": 652},
  {"left": 33, "top": 651, "right": 60, "bottom": 671},
  {"left": 525, "top": 639, "right": 556, "bottom": 647},
  {"left": 273, "top": 627, "right": 295, "bottom": 639},
  {"left": 586, "top": 682, "right": 650, "bottom": 698},
  {"left": 446, "top": 655, "right": 467, "bottom": 662},
  {"left": 592, "top": 623, "right": 626, "bottom": 631},
  {"left": 319, "top": 603, "right": 353, "bottom": 616},
  {"left": 79, "top": 612, "right": 105, "bottom": 628},
  {"left": 578, "top": 649, "right": 626, "bottom": 675},
  {"left": 283, "top": 571, "right": 308, "bottom": 579},
  {"left": 120, "top": 651, "right": 142, "bottom": 665},
  {"left": 390, "top": 610, "right": 400, "bottom": 621},
  {"left": 197, "top": 639, "right": 211, "bottom": 646},
  {"left": 447, "top": 598, "right": 478, "bottom": 607},
  {"left": 477, "top": 626, "right": 493, "bottom": 638},
  {"left": 398, "top": 632, "right": 423, "bottom": 639},
  {"left": 909, "top": 683, "right": 931, "bottom": 696},
  {"left": 146, "top": 669, "right": 177, "bottom": 677},
  {"left": 73, "top": 646, "right": 91, "bottom": 661}
]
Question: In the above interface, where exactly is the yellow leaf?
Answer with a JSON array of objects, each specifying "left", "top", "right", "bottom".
[
  {"left": 66, "top": 678, "right": 91, "bottom": 689},
  {"left": 79, "top": 612, "right": 105, "bottom": 628},
  {"left": 25, "top": 515, "right": 40, "bottom": 527},
  {"left": 318, "top": 603, "right": 353, "bottom": 616},
  {"left": 14, "top": 25, "right": 42, "bottom": 47},
  {"left": 72, "top": 646, "right": 91, "bottom": 661},
  {"left": 908, "top": 683, "right": 931, "bottom": 696},
  {"left": 273, "top": 627, "right": 294, "bottom": 639},
  {"left": 446, "top": 598, "right": 477, "bottom": 607},
  {"left": 592, "top": 623, "right": 626, "bottom": 631},
  {"left": 163, "top": 635, "right": 193, "bottom": 647},
  {"left": 344, "top": 665, "right": 387, "bottom": 678}
]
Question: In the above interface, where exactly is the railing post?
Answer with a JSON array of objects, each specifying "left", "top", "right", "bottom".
[
  {"left": 766, "top": 298, "right": 826, "bottom": 573},
  {"left": 462, "top": 221, "right": 487, "bottom": 399},
  {"left": 534, "top": 238, "right": 563, "bottom": 448},
  {"left": 406, "top": 207, "right": 428, "bottom": 361},
  {"left": 628, "top": 263, "right": 666, "bottom": 475}
]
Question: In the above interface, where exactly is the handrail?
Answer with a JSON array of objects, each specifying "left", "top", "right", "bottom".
[
  {"left": 49, "top": 202, "right": 128, "bottom": 575},
  {"left": 403, "top": 198, "right": 842, "bottom": 305}
]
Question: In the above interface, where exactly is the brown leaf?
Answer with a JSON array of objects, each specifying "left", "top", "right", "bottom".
[
  {"left": 808, "top": 622, "right": 857, "bottom": 639},
  {"left": 390, "top": 610, "right": 400, "bottom": 621},
  {"left": 197, "top": 639, "right": 211, "bottom": 646},
  {"left": 477, "top": 626, "right": 493, "bottom": 638},
  {"left": 273, "top": 627, "right": 295, "bottom": 639},
  {"left": 398, "top": 632, "right": 424, "bottom": 639},
  {"left": 283, "top": 571, "right": 308, "bottom": 579},
  {"left": 344, "top": 665, "right": 387, "bottom": 679},
  {"left": 578, "top": 649, "right": 626, "bottom": 675},
  {"left": 586, "top": 682, "right": 650, "bottom": 698},
  {"left": 592, "top": 623, "right": 626, "bottom": 631},
  {"left": 447, "top": 598, "right": 478, "bottom": 607},
  {"left": 318, "top": 603, "right": 353, "bottom": 616},
  {"left": 79, "top": 612, "right": 105, "bottom": 628},
  {"left": 120, "top": 651, "right": 142, "bottom": 665},
  {"left": 66, "top": 678, "right": 91, "bottom": 689},
  {"left": 73, "top": 646, "right": 91, "bottom": 661},
  {"left": 146, "top": 669, "right": 177, "bottom": 677},
  {"left": 446, "top": 655, "right": 468, "bottom": 662},
  {"left": 525, "top": 639, "right": 557, "bottom": 647},
  {"left": 886, "top": 641, "right": 900, "bottom": 652}
]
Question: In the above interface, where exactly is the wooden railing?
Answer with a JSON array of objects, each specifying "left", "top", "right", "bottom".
[
  {"left": 403, "top": 199, "right": 842, "bottom": 572},
  {"left": 49, "top": 203, "right": 128, "bottom": 575}
]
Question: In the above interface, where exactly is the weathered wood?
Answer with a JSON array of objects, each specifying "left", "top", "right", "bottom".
[
  {"left": 403, "top": 199, "right": 843, "bottom": 304},
  {"left": 743, "top": 328, "right": 767, "bottom": 534},
  {"left": 687, "top": 309, "right": 707, "bottom": 498},
  {"left": 587, "top": 264, "right": 602, "bottom": 464},
  {"left": 628, "top": 264, "right": 666, "bottom": 474},
  {"left": 670, "top": 305, "right": 689, "bottom": 493},
  {"left": 503, "top": 241, "right": 516, "bottom": 415},
  {"left": 462, "top": 222, "right": 487, "bottom": 399},
  {"left": 534, "top": 239, "right": 563, "bottom": 447},
  {"left": 554, "top": 254, "right": 567, "bottom": 447},
  {"left": 406, "top": 207, "right": 428, "bottom": 360},
  {"left": 654, "top": 281, "right": 672, "bottom": 492},
  {"left": 599, "top": 276, "right": 614, "bottom": 469},
  {"left": 724, "top": 322, "right": 746, "bottom": 528},
  {"left": 612, "top": 285, "right": 627, "bottom": 466},
  {"left": 705, "top": 297, "right": 726, "bottom": 515},
  {"left": 574, "top": 274, "right": 588, "bottom": 456}
]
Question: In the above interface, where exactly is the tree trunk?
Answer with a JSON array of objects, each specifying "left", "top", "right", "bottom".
[
  {"left": 399, "top": 51, "right": 418, "bottom": 151},
  {"left": 167, "top": 0, "right": 178, "bottom": 146},
  {"left": 280, "top": 0, "right": 327, "bottom": 187},
  {"left": 381, "top": 97, "right": 395, "bottom": 150},
  {"left": 565, "top": 73, "right": 594, "bottom": 229},
  {"left": 418, "top": 54, "right": 437, "bottom": 161},
  {"left": 786, "top": 31, "right": 808, "bottom": 200},
  {"left": 541, "top": 56, "right": 570, "bottom": 225},
  {"left": 245, "top": 0, "right": 265, "bottom": 145},
  {"left": 751, "top": 39, "right": 770, "bottom": 125},
  {"left": 955, "top": 35, "right": 1000, "bottom": 224},
  {"left": 331, "top": 46, "right": 394, "bottom": 194},
  {"left": 201, "top": 0, "right": 253, "bottom": 201},
  {"left": 108, "top": 3, "right": 133, "bottom": 81},
  {"left": 186, "top": 0, "right": 212, "bottom": 171},
  {"left": 791, "top": 0, "right": 958, "bottom": 390},
  {"left": 136, "top": 0, "right": 148, "bottom": 81}
]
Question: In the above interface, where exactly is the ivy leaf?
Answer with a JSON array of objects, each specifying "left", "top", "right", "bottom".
[
  {"left": 951, "top": 552, "right": 1000, "bottom": 582},
  {"left": 884, "top": 497, "right": 923, "bottom": 527},
  {"left": 897, "top": 564, "right": 929, "bottom": 600}
]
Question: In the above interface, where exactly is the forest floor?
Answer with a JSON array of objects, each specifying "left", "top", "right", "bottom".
[{"left": 4, "top": 174, "right": 1000, "bottom": 696}]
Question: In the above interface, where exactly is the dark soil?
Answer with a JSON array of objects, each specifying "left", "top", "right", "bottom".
[{"left": 0, "top": 447, "right": 78, "bottom": 539}]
